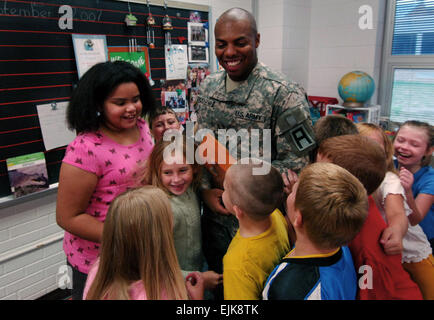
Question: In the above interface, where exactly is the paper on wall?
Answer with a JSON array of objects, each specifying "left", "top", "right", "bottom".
[
  {"left": 36, "top": 101, "right": 76, "bottom": 151},
  {"left": 165, "top": 44, "right": 188, "bottom": 80}
]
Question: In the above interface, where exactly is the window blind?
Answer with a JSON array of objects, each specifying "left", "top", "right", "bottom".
[
  {"left": 389, "top": 0, "right": 434, "bottom": 125},
  {"left": 392, "top": 0, "right": 434, "bottom": 55}
]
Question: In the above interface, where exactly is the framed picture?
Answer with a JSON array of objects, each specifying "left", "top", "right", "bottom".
[
  {"left": 72, "top": 34, "right": 108, "bottom": 78},
  {"left": 188, "top": 45, "right": 209, "bottom": 63},
  {"left": 187, "top": 22, "right": 208, "bottom": 46}
]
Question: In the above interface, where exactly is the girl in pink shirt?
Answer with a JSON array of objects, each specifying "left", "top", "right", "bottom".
[
  {"left": 56, "top": 61, "right": 156, "bottom": 299},
  {"left": 83, "top": 186, "right": 204, "bottom": 300}
]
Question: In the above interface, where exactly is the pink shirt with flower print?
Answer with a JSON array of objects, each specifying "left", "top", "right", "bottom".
[{"left": 62, "top": 119, "right": 153, "bottom": 274}]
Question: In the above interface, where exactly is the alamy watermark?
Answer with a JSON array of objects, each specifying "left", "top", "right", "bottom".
[
  {"left": 57, "top": 265, "right": 73, "bottom": 290},
  {"left": 359, "top": 265, "right": 373, "bottom": 290},
  {"left": 359, "top": 5, "right": 374, "bottom": 30},
  {"left": 162, "top": 122, "right": 272, "bottom": 175},
  {"left": 58, "top": 5, "right": 73, "bottom": 30}
]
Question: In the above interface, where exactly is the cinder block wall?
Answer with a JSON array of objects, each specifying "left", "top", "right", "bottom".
[{"left": 0, "top": 193, "right": 66, "bottom": 300}]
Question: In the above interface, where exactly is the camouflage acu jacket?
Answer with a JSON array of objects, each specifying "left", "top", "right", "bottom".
[{"left": 196, "top": 62, "right": 315, "bottom": 186}]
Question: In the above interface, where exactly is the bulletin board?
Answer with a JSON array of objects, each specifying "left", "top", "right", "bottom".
[{"left": 0, "top": 0, "right": 209, "bottom": 198}]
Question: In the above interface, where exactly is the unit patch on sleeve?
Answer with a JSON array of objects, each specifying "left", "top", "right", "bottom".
[{"left": 289, "top": 123, "right": 315, "bottom": 152}]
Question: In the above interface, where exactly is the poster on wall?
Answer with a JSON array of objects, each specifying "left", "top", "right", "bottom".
[
  {"left": 6, "top": 152, "right": 49, "bottom": 198},
  {"left": 36, "top": 101, "right": 76, "bottom": 151},
  {"left": 72, "top": 34, "right": 108, "bottom": 78},
  {"left": 165, "top": 45, "right": 188, "bottom": 80},
  {"left": 108, "top": 46, "right": 154, "bottom": 85}
]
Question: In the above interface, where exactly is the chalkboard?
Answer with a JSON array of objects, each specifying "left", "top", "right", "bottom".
[{"left": 0, "top": 0, "right": 208, "bottom": 198}]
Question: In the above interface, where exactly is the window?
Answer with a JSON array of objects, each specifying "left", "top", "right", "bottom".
[
  {"left": 390, "top": 69, "right": 434, "bottom": 122},
  {"left": 391, "top": 33, "right": 417, "bottom": 55},
  {"left": 380, "top": 0, "right": 434, "bottom": 125}
]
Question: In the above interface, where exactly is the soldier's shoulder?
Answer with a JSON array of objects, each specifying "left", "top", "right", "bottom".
[
  {"left": 256, "top": 62, "right": 305, "bottom": 93},
  {"left": 201, "top": 69, "right": 225, "bottom": 85}
]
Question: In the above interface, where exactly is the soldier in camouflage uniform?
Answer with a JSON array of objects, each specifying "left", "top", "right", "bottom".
[{"left": 196, "top": 8, "right": 315, "bottom": 295}]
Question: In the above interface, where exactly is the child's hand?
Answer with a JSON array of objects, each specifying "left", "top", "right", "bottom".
[
  {"left": 380, "top": 226, "right": 404, "bottom": 256},
  {"left": 185, "top": 272, "right": 204, "bottom": 300},
  {"left": 399, "top": 167, "right": 414, "bottom": 193},
  {"left": 201, "top": 270, "right": 223, "bottom": 290},
  {"left": 282, "top": 169, "right": 298, "bottom": 195}
]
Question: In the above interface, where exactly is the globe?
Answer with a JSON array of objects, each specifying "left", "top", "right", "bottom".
[{"left": 338, "top": 71, "right": 375, "bottom": 107}]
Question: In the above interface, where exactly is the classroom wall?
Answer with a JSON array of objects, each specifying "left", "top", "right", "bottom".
[
  {"left": 257, "top": 0, "right": 386, "bottom": 106},
  {"left": 0, "top": 0, "right": 253, "bottom": 300},
  {"left": 182, "top": 0, "right": 385, "bottom": 105},
  {"left": 307, "top": 0, "right": 386, "bottom": 104},
  {"left": 257, "top": 0, "right": 312, "bottom": 89}
]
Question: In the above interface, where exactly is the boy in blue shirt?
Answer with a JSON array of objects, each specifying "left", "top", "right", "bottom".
[{"left": 263, "top": 162, "right": 368, "bottom": 300}]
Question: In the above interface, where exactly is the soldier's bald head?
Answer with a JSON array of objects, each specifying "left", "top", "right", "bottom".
[
  {"left": 214, "top": 8, "right": 260, "bottom": 81},
  {"left": 216, "top": 8, "right": 257, "bottom": 36}
]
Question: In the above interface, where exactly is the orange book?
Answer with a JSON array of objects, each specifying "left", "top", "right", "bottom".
[{"left": 198, "top": 133, "right": 236, "bottom": 188}]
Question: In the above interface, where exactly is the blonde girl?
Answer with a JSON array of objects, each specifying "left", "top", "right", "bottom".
[
  {"left": 84, "top": 186, "right": 203, "bottom": 300},
  {"left": 356, "top": 123, "right": 408, "bottom": 255},
  {"left": 358, "top": 122, "right": 434, "bottom": 300},
  {"left": 145, "top": 134, "right": 223, "bottom": 294},
  {"left": 394, "top": 121, "right": 434, "bottom": 245}
]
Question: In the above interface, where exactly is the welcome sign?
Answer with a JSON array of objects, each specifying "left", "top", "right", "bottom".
[
  {"left": 108, "top": 46, "right": 152, "bottom": 83},
  {"left": 110, "top": 51, "right": 147, "bottom": 73}
]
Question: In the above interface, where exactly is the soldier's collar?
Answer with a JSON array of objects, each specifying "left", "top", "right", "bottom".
[{"left": 210, "top": 63, "right": 260, "bottom": 104}]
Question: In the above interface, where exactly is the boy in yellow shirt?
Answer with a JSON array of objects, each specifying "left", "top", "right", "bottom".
[{"left": 221, "top": 160, "right": 290, "bottom": 300}]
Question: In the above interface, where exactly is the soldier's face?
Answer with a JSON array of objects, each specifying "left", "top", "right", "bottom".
[{"left": 215, "top": 18, "right": 259, "bottom": 81}]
